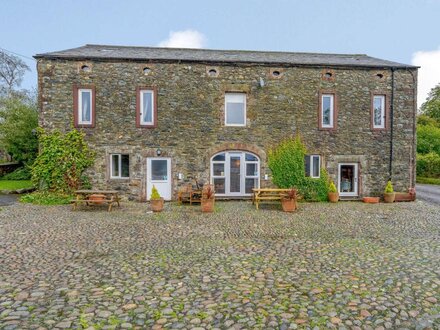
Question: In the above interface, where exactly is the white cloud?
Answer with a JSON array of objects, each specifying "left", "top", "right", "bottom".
[
  {"left": 412, "top": 47, "right": 440, "bottom": 108},
  {"left": 158, "top": 29, "right": 206, "bottom": 49}
]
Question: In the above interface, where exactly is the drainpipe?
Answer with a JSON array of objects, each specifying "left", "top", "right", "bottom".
[{"left": 389, "top": 68, "right": 395, "bottom": 180}]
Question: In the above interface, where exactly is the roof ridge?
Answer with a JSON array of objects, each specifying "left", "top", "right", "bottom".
[{"left": 83, "top": 44, "right": 368, "bottom": 57}]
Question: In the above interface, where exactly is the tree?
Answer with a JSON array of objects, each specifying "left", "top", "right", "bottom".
[
  {"left": 421, "top": 83, "right": 440, "bottom": 122},
  {"left": 0, "top": 50, "right": 30, "bottom": 96},
  {"left": 0, "top": 97, "right": 38, "bottom": 164}
]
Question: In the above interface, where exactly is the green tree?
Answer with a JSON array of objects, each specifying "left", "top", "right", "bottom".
[
  {"left": 421, "top": 83, "right": 440, "bottom": 122},
  {"left": 0, "top": 97, "right": 38, "bottom": 164}
]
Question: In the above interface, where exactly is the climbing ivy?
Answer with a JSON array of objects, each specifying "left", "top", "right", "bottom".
[
  {"left": 31, "top": 128, "right": 95, "bottom": 192},
  {"left": 268, "top": 135, "right": 329, "bottom": 201}
]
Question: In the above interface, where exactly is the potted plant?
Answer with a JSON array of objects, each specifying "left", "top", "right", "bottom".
[
  {"left": 150, "top": 185, "right": 164, "bottom": 212},
  {"left": 201, "top": 184, "right": 215, "bottom": 212},
  {"left": 281, "top": 187, "right": 297, "bottom": 212},
  {"left": 383, "top": 180, "right": 395, "bottom": 203},
  {"left": 88, "top": 194, "right": 106, "bottom": 204},
  {"left": 328, "top": 181, "right": 339, "bottom": 203}
]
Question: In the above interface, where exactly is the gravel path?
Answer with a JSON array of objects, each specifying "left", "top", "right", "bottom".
[{"left": 0, "top": 201, "right": 439, "bottom": 329}]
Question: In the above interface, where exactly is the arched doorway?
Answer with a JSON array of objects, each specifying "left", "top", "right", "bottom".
[{"left": 210, "top": 151, "right": 260, "bottom": 197}]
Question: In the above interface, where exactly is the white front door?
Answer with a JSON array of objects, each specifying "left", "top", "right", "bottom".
[
  {"left": 338, "top": 163, "right": 359, "bottom": 197},
  {"left": 147, "top": 158, "right": 172, "bottom": 200}
]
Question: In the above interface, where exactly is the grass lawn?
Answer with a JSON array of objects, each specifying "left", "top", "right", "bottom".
[
  {"left": 0, "top": 180, "right": 33, "bottom": 190},
  {"left": 416, "top": 176, "right": 440, "bottom": 185}
]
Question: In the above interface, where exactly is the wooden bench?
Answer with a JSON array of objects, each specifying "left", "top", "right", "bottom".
[
  {"left": 252, "top": 188, "right": 295, "bottom": 210},
  {"left": 71, "top": 190, "right": 121, "bottom": 212}
]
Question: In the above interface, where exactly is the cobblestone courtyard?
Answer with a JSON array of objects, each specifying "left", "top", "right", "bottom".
[{"left": 1, "top": 201, "right": 439, "bottom": 330}]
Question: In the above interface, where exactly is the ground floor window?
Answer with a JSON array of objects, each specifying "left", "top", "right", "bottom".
[
  {"left": 305, "top": 155, "right": 320, "bottom": 178},
  {"left": 110, "top": 154, "right": 129, "bottom": 179},
  {"left": 211, "top": 151, "right": 259, "bottom": 196}
]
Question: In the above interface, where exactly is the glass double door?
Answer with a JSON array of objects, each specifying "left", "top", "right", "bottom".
[{"left": 211, "top": 151, "right": 259, "bottom": 197}]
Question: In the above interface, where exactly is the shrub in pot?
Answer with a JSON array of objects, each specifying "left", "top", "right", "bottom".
[
  {"left": 328, "top": 181, "right": 339, "bottom": 203},
  {"left": 150, "top": 185, "right": 164, "bottom": 212},
  {"left": 201, "top": 184, "right": 215, "bottom": 212},
  {"left": 383, "top": 180, "right": 395, "bottom": 203},
  {"left": 281, "top": 187, "right": 297, "bottom": 212}
]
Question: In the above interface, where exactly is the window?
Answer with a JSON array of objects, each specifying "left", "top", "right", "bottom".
[
  {"left": 110, "top": 154, "right": 129, "bottom": 179},
  {"left": 136, "top": 87, "right": 157, "bottom": 127},
  {"left": 225, "top": 93, "right": 246, "bottom": 126},
  {"left": 305, "top": 155, "right": 320, "bottom": 178},
  {"left": 372, "top": 95, "right": 386, "bottom": 129},
  {"left": 211, "top": 151, "right": 259, "bottom": 196},
  {"left": 320, "top": 93, "right": 335, "bottom": 129},
  {"left": 74, "top": 86, "right": 95, "bottom": 127}
]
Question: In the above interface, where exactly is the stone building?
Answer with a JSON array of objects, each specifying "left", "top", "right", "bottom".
[{"left": 34, "top": 45, "right": 417, "bottom": 201}]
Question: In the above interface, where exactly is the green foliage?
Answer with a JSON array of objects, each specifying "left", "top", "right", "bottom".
[
  {"left": 268, "top": 136, "right": 329, "bottom": 201},
  {"left": 31, "top": 128, "right": 95, "bottom": 192},
  {"left": 417, "top": 152, "right": 440, "bottom": 178},
  {"left": 416, "top": 176, "right": 440, "bottom": 185},
  {"left": 384, "top": 180, "right": 394, "bottom": 193},
  {"left": 0, "top": 180, "right": 33, "bottom": 190},
  {"left": 417, "top": 114, "right": 440, "bottom": 127},
  {"left": 268, "top": 136, "right": 306, "bottom": 188},
  {"left": 417, "top": 123, "right": 440, "bottom": 155},
  {"left": 0, "top": 97, "right": 38, "bottom": 164},
  {"left": 421, "top": 83, "right": 440, "bottom": 122},
  {"left": 328, "top": 181, "right": 337, "bottom": 193},
  {"left": 19, "top": 191, "right": 72, "bottom": 205},
  {"left": 1, "top": 166, "right": 31, "bottom": 180},
  {"left": 150, "top": 185, "right": 161, "bottom": 199}
]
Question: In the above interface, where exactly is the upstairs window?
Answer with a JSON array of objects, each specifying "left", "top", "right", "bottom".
[
  {"left": 372, "top": 95, "right": 386, "bottom": 129},
  {"left": 320, "top": 93, "right": 335, "bottom": 129},
  {"left": 136, "top": 87, "right": 157, "bottom": 128},
  {"left": 110, "top": 154, "right": 130, "bottom": 179},
  {"left": 305, "top": 155, "right": 321, "bottom": 178},
  {"left": 74, "top": 86, "right": 95, "bottom": 128},
  {"left": 225, "top": 93, "right": 246, "bottom": 126}
]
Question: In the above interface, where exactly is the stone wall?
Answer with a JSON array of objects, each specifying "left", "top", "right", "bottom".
[{"left": 37, "top": 59, "right": 417, "bottom": 200}]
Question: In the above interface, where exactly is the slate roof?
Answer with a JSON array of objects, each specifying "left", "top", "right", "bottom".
[{"left": 34, "top": 44, "right": 417, "bottom": 69}]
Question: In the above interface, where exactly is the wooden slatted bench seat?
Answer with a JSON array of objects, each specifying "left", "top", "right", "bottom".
[{"left": 252, "top": 188, "right": 295, "bottom": 210}]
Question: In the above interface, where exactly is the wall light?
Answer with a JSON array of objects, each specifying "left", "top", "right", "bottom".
[{"left": 156, "top": 148, "right": 162, "bottom": 156}]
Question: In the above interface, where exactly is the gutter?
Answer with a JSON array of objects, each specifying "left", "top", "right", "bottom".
[{"left": 389, "top": 68, "right": 395, "bottom": 180}]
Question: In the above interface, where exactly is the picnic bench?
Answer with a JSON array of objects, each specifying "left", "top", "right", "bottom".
[
  {"left": 252, "top": 188, "right": 296, "bottom": 210},
  {"left": 71, "top": 190, "right": 121, "bottom": 212}
]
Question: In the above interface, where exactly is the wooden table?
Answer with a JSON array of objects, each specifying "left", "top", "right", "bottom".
[
  {"left": 252, "top": 188, "right": 293, "bottom": 210},
  {"left": 71, "top": 190, "right": 121, "bottom": 212}
]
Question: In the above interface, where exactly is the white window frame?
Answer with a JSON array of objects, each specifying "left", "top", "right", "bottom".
[
  {"left": 140, "top": 89, "right": 155, "bottom": 126},
  {"left": 110, "top": 154, "right": 130, "bottom": 179},
  {"left": 321, "top": 94, "right": 334, "bottom": 128},
  {"left": 305, "top": 155, "right": 321, "bottom": 178},
  {"left": 373, "top": 95, "right": 386, "bottom": 129},
  {"left": 225, "top": 93, "right": 246, "bottom": 127},
  {"left": 210, "top": 151, "right": 260, "bottom": 196},
  {"left": 78, "top": 88, "right": 93, "bottom": 125}
]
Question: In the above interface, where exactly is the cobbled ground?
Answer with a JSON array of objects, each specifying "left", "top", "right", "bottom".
[{"left": 0, "top": 201, "right": 439, "bottom": 330}]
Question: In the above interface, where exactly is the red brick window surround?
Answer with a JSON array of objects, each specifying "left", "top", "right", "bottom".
[
  {"left": 318, "top": 91, "right": 337, "bottom": 130},
  {"left": 371, "top": 93, "right": 390, "bottom": 130},
  {"left": 136, "top": 87, "right": 157, "bottom": 128},
  {"left": 73, "top": 85, "right": 95, "bottom": 128}
]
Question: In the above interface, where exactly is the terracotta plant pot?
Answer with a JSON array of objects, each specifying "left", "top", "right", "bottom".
[
  {"left": 150, "top": 198, "right": 164, "bottom": 212},
  {"left": 89, "top": 194, "right": 106, "bottom": 205},
  {"left": 363, "top": 197, "right": 379, "bottom": 203},
  {"left": 328, "top": 192, "right": 339, "bottom": 203},
  {"left": 383, "top": 192, "right": 395, "bottom": 203},
  {"left": 201, "top": 198, "right": 215, "bottom": 213},
  {"left": 281, "top": 198, "right": 297, "bottom": 212}
]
